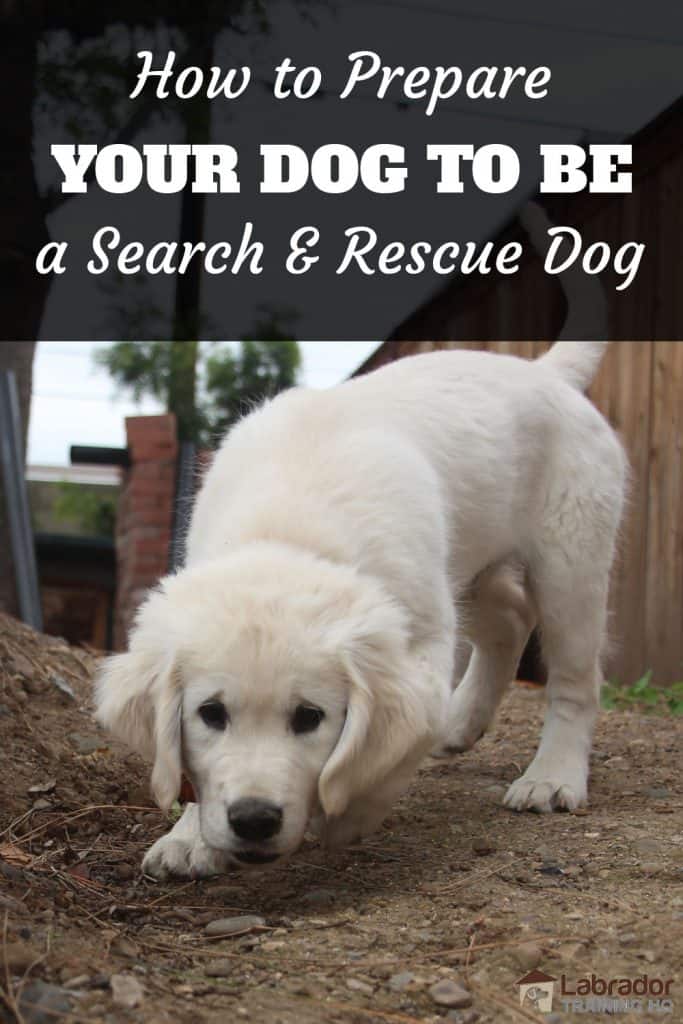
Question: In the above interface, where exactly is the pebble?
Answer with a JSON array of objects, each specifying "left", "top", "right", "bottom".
[
  {"left": 346, "top": 978, "right": 374, "bottom": 995},
  {"left": 205, "top": 960, "right": 233, "bottom": 977},
  {"left": 640, "top": 862, "right": 660, "bottom": 876},
  {"left": 0, "top": 702, "right": 11, "bottom": 716},
  {"left": 447, "top": 1012, "right": 479, "bottom": 1024},
  {"left": 111, "top": 936, "right": 139, "bottom": 958},
  {"left": 388, "top": 971, "right": 415, "bottom": 992},
  {"left": 17, "top": 981, "right": 72, "bottom": 1024},
  {"left": 302, "top": 888, "right": 337, "bottom": 906},
  {"left": 472, "top": 841, "right": 496, "bottom": 856},
  {"left": 645, "top": 786, "right": 670, "bottom": 799},
  {"left": 512, "top": 942, "right": 543, "bottom": 971},
  {"left": 68, "top": 732, "right": 106, "bottom": 755},
  {"left": 204, "top": 915, "right": 266, "bottom": 938},
  {"left": 110, "top": 973, "right": 145, "bottom": 1008},
  {"left": 114, "top": 863, "right": 136, "bottom": 881},
  {"left": 429, "top": 979, "right": 472, "bottom": 1008}
]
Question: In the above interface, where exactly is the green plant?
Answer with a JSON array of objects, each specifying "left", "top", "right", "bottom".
[
  {"left": 53, "top": 483, "right": 117, "bottom": 538},
  {"left": 601, "top": 671, "right": 683, "bottom": 716}
]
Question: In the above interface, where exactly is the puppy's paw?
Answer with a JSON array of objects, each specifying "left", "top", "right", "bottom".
[
  {"left": 142, "top": 834, "right": 228, "bottom": 879},
  {"left": 503, "top": 771, "right": 587, "bottom": 813},
  {"left": 141, "top": 804, "right": 230, "bottom": 880}
]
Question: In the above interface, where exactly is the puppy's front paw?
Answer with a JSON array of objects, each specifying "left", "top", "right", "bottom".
[
  {"left": 141, "top": 804, "right": 230, "bottom": 879},
  {"left": 503, "top": 770, "right": 587, "bottom": 813}
]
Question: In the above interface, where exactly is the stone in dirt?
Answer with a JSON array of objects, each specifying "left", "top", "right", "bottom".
[
  {"left": 17, "top": 981, "right": 72, "bottom": 1024},
  {"left": 429, "top": 979, "right": 473, "bottom": 1008},
  {"left": 68, "top": 732, "right": 106, "bottom": 755},
  {"left": 513, "top": 942, "right": 543, "bottom": 971},
  {"left": 204, "top": 915, "right": 266, "bottom": 937},
  {"left": 110, "top": 973, "right": 145, "bottom": 1008},
  {"left": 205, "top": 960, "right": 233, "bottom": 977},
  {"left": 387, "top": 971, "right": 415, "bottom": 992}
]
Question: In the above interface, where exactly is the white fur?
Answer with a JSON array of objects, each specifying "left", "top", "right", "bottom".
[{"left": 96, "top": 339, "right": 626, "bottom": 877}]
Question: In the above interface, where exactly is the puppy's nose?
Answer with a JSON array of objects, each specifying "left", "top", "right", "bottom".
[{"left": 228, "top": 798, "right": 283, "bottom": 841}]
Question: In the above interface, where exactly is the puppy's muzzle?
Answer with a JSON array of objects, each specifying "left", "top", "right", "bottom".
[{"left": 228, "top": 798, "right": 283, "bottom": 842}]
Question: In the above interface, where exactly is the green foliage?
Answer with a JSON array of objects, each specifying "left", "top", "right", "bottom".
[
  {"left": 204, "top": 340, "right": 301, "bottom": 437},
  {"left": 601, "top": 671, "right": 683, "bottom": 716},
  {"left": 95, "top": 338, "right": 301, "bottom": 445},
  {"left": 53, "top": 483, "right": 117, "bottom": 538}
]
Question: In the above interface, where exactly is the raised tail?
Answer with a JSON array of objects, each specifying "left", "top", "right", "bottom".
[
  {"left": 538, "top": 340, "right": 609, "bottom": 391},
  {"left": 519, "top": 201, "right": 608, "bottom": 343},
  {"left": 519, "top": 201, "right": 608, "bottom": 391}
]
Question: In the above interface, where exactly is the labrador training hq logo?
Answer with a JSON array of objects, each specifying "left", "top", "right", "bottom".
[{"left": 517, "top": 970, "right": 556, "bottom": 1013}]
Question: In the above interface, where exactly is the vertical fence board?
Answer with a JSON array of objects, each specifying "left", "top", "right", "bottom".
[{"left": 645, "top": 342, "right": 683, "bottom": 683}]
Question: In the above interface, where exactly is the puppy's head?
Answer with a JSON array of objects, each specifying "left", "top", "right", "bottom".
[{"left": 95, "top": 545, "right": 439, "bottom": 865}]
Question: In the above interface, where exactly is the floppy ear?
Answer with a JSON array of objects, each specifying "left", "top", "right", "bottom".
[
  {"left": 318, "top": 601, "right": 438, "bottom": 819},
  {"left": 94, "top": 591, "right": 182, "bottom": 811}
]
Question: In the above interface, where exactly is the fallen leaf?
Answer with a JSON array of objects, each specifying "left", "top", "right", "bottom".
[{"left": 0, "top": 843, "right": 33, "bottom": 867}]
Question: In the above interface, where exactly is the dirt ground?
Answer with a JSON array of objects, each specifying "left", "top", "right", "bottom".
[{"left": 0, "top": 613, "right": 681, "bottom": 1024}]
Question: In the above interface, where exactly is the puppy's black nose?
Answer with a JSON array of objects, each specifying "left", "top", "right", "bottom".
[{"left": 228, "top": 798, "right": 283, "bottom": 841}]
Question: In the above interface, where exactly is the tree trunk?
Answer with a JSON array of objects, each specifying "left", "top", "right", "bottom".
[{"left": 0, "top": 342, "right": 37, "bottom": 615}]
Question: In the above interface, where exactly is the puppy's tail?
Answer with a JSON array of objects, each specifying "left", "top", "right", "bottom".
[
  {"left": 538, "top": 340, "right": 608, "bottom": 392},
  {"left": 520, "top": 201, "right": 608, "bottom": 391}
]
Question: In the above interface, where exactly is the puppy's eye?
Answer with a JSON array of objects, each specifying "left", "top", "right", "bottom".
[
  {"left": 291, "top": 705, "right": 325, "bottom": 735},
  {"left": 198, "top": 701, "right": 229, "bottom": 730}
]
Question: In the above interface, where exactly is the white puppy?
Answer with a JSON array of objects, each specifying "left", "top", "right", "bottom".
[{"left": 96, "top": 338, "right": 626, "bottom": 879}]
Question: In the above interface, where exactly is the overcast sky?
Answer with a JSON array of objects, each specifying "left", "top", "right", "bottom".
[{"left": 28, "top": 341, "right": 378, "bottom": 466}]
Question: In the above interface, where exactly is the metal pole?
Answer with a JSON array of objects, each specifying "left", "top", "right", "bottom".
[{"left": 0, "top": 369, "right": 43, "bottom": 630}]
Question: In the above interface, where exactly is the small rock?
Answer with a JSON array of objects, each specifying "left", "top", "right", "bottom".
[
  {"left": 512, "top": 942, "right": 543, "bottom": 971},
  {"left": 346, "top": 978, "right": 374, "bottom": 995},
  {"left": 603, "top": 756, "right": 625, "bottom": 768},
  {"left": 32, "top": 799, "right": 52, "bottom": 812},
  {"left": 447, "top": 1012, "right": 480, "bottom": 1024},
  {"left": 388, "top": 971, "right": 415, "bottom": 992},
  {"left": 644, "top": 786, "right": 670, "bottom": 799},
  {"left": 110, "top": 973, "right": 144, "bottom": 1008},
  {"left": 68, "top": 732, "right": 106, "bottom": 755},
  {"left": 472, "top": 841, "right": 496, "bottom": 857},
  {"left": 205, "top": 960, "right": 232, "bottom": 978},
  {"left": 429, "top": 979, "right": 472, "bottom": 1009},
  {"left": 302, "top": 888, "right": 337, "bottom": 906},
  {"left": 204, "top": 915, "right": 266, "bottom": 938},
  {"left": 0, "top": 703, "right": 11, "bottom": 716},
  {"left": 18, "top": 981, "right": 72, "bottom": 1024},
  {"left": 111, "top": 936, "right": 139, "bottom": 958},
  {"left": 640, "top": 862, "right": 660, "bottom": 876},
  {"left": 114, "top": 863, "right": 136, "bottom": 881}
]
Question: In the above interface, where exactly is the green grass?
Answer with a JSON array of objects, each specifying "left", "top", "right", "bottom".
[{"left": 601, "top": 670, "right": 683, "bottom": 716}]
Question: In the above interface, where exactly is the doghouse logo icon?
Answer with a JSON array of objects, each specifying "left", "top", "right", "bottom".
[{"left": 517, "top": 970, "right": 556, "bottom": 1013}]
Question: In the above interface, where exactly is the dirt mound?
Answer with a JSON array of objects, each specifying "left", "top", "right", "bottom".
[{"left": 1, "top": 614, "right": 681, "bottom": 1023}]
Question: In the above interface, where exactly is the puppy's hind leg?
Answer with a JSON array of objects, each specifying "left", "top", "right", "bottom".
[
  {"left": 142, "top": 803, "right": 230, "bottom": 880},
  {"left": 435, "top": 560, "right": 536, "bottom": 755},
  {"left": 503, "top": 556, "right": 610, "bottom": 813}
]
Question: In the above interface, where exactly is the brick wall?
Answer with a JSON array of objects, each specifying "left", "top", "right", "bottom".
[{"left": 113, "top": 414, "right": 178, "bottom": 650}]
